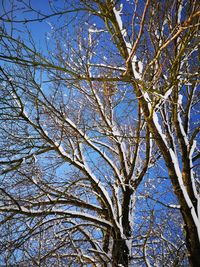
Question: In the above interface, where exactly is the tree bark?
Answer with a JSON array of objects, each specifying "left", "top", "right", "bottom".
[
  {"left": 112, "top": 237, "right": 129, "bottom": 267},
  {"left": 111, "top": 187, "right": 132, "bottom": 266},
  {"left": 182, "top": 209, "right": 200, "bottom": 267}
]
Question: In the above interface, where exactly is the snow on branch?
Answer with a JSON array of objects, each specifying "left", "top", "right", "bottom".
[
  {"left": 0, "top": 206, "right": 112, "bottom": 228},
  {"left": 113, "top": 3, "right": 143, "bottom": 79}
]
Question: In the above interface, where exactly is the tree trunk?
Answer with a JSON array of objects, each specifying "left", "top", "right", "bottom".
[
  {"left": 111, "top": 187, "right": 132, "bottom": 266},
  {"left": 179, "top": 204, "right": 200, "bottom": 267},
  {"left": 112, "top": 238, "right": 129, "bottom": 267}
]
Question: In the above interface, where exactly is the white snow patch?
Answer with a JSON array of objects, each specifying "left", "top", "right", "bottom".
[
  {"left": 88, "top": 28, "right": 105, "bottom": 34},
  {"left": 177, "top": 1, "right": 183, "bottom": 23},
  {"left": 163, "top": 88, "right": 172, "bottom": 100},
  {"left": 152, "top": 111, "right": 168, "bottom": 147},
  {"left": 177, "top": 94, "right": 189, "bottom": 146},
  {"left": 142, "top": 91, "right": 152, "bottom": 111},
  {"left": 169, "top": 204, "right": 181, "bottom": 209},
  {"left": 43, "top": 130, "right": 49, "bottom": 137}
]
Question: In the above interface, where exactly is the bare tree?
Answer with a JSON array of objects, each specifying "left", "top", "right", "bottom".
[
  {"left": 0, "top": 0, "right": 199, "bottom": 266},
  {"left": 0, "top": 41, "right": 152, "bottom": 266}
]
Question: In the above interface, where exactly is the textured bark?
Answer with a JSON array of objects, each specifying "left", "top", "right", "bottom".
[
  {"left": 111, "top": 187, "right": 132, "bottom": 266},
  {"left": 122, "top": 187, "right": 132, "bottom": 237},
  {"left": 182, "top": 210, "right": 200, "bottom": 267},
  {"left": 112, "top": 237, "right": 129, "bottom": 267}
]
